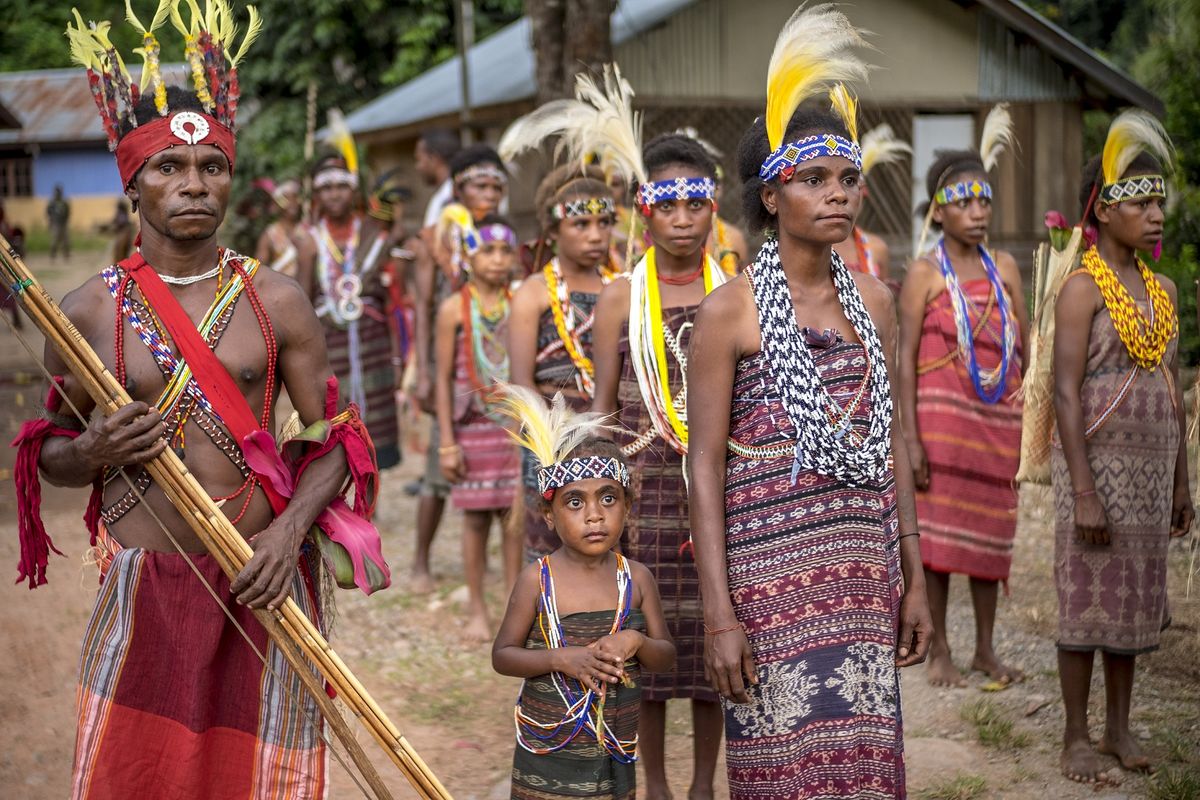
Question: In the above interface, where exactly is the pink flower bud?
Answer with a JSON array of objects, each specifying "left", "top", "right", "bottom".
[{"left": 1043, "top": 210, "right": 1069, "bottom": 230}]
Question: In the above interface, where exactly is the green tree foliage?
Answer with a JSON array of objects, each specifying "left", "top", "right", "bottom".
[{"left": 0, "top": 0, "right": 521, "bottom": 184}]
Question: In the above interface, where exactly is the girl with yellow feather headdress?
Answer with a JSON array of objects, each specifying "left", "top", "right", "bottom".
[
  {"left": 685, "top": 5, "right": 931, "bottom": 797},
  {"left": 582, "top": 67, "right": 728, "bottom": 799},
  {"left": 895, "top": 105, "right": 1028, "bottom": 693},
  {"left": 491, "top": 385, "right": 675, "bottom": 800},
  {"left": 1050, "top": 109, "right": 1189, "bottom": 784}
]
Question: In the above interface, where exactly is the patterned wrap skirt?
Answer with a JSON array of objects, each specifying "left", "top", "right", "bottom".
[
  {"left": 1051, "top": 294, "right": 1177, "bottom": 654},
  {"left": 511, "top": 610, "right": 645, "bottom": 799},
  {"left": 914, "top": 281, "right": 1022, "bottom": 582},
  {"left": 723, "top": 336, "right": 905, "bottom": 799},
  {"left": 72, "top": 538, "right": 327, "bottom": 799},
  {"left": 323, "top": 306, "right": 400, "bottom": 469},
  {"left": 615, "top": 307, "right": 717, "bottom": 703}
]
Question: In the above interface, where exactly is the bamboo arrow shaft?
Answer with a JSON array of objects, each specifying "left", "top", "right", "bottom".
[{"left": 0, "top": 238, "right": 452, "bottom": 800}]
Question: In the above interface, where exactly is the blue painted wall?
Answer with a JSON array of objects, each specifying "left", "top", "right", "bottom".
[{"left": 33, "top": 148, "right": 122, "bottom": 197}]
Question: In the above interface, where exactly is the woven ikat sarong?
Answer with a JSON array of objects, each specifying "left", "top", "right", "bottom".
[{"left": 723, "top": 334, "right": 905, "bottom": 799}]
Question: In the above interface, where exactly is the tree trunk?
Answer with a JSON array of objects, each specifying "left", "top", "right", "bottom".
[{"left": 526, "top": 0, "right": 616, "bottom": 104}]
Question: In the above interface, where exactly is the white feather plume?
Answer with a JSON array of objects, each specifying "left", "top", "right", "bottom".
[
  {"left": 497, "top": 99, "right": 597, "bottom": 165},
  {"left": 1102, "top": 108, "right": 1174, "bottom": 186},
  {"left": 859, "top": 123, "right": 911, "bottom": 176},
  {"left": 494, "top": 385, "right": 616, "bottom": 470},
  {"left": 572, "top": 64, "right": 646, "bottom": 187},
  {"left": 979, "top": 103, "right": 1016, "bottom": 172}
]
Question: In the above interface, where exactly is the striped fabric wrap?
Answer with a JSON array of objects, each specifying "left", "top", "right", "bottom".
[
  {"left": 72, "top": 536, "right": 327, "bottom": 799},
  {"left": 723, "top": 336, "right": 905, "bottom": 799},
  {"left": 511, "top": 609, "right": 646, "bottom": 799},
  {"left": 914, "top": 280, "right": 1023, "bottom": 582},
  {"left": 324, "top": 310, "right": 400, "bottom": 469},
  {"left": 615, "top": 311, "right": 717, "bottom": 703},
  {"left": 1051, "top": 293, "right": 1177, "bottom": 654},
  {"left": 450, "top": 324, "right": 519, "bottom": 511}
]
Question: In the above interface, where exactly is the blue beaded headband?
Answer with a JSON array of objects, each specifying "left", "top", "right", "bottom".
[
  {"left": 1100, "top": 174, "right": 1166, "bottom": 204},
  {"left": 934, "top": 179, "right": 993, "bottom": 206},
  {"left": 636, "top": 176, "right": 716, "bottom": 210},
  {"left": 759, "top": 134, "right": 862, "bottom": 183},
  {"left": 537, "top": 456, "right": 630, "bottom": 499}
]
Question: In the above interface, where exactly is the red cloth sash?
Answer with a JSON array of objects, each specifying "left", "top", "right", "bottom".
[{"left": 121, "top": 253, "right": 287, "bottom": 514}]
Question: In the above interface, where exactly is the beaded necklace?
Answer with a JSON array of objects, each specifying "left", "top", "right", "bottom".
[
  {"left": 627, "top": 246, "right": 725, "bottom": 454},
  {"left": 543, "top": 257, "right": 617, "bottom": 397},
  {"left": 461, "top": 283, "right": 511, "bottom": 421},
  {"left": 514, "top": 554, "right": 637, "bottom": 763},
  {"left": 747, "top": 241, "right": 892, "bottom": 485},
  {"left": 933, "top": 237, "right": 1017, "bottom": 403},
  {"left": 1081, "top": 246, "right": 1176, "bottom": 369}
]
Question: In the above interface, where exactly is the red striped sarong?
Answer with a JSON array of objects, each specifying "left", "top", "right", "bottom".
[
  {"left": 914, "top": 280, "right": 1023, "bottom": 582},
  {"left": 72, "top": 536, "right": 327, "bottom": 799}
]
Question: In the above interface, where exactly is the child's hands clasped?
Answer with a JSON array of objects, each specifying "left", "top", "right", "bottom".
[
  {"left": 590, "top": 630, "right": 643, "bottom": 666},
  {"left": 552, "top": 645, "right": 626, "bottom": 693}
]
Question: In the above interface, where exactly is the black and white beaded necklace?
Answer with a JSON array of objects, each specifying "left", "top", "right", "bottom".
[{"left": 747, "top": 238, "right": 892, "bottom": 485}]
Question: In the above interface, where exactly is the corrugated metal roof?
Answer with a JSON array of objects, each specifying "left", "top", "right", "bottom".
[
  {"left": 341, "top": 0, "right": 698, "bottom": 136},
  {"left": 0, "top": 65, "right": 189, "bottom": 147}
]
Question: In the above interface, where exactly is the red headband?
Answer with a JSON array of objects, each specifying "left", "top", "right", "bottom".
[{"left": 115, "top": 111, "right": 236, "bottom": 188}]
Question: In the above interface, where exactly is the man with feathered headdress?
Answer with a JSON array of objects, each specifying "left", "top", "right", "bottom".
[
  {"left": 10, "top": 3, "right": 389, "bottom": 795},
  {"left": 299, "top": 112, "right": 404, "bottom": 471}
]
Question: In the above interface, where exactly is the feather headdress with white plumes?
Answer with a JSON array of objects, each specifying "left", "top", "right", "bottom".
[
  {"left": 1102, "top": 108, "right": 1174, "bottom": 187},
  {"left": 859, "top": 123, "right": 911, "bottom": 176},
  {"left": 764, "top": 4, "right": 870, "bottom": 154},
  {"left": 494, "top": 385, "right": 614, "bottom": 471},
  {"left": 498, "top": 63, "right": 645, "bottom": 188}
]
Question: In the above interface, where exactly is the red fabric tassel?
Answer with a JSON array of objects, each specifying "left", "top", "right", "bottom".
[{"left": 10, "top": 378, "right": 78, "bottom": 588}]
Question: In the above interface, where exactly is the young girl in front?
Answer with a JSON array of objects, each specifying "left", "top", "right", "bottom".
[
  {"left": 592, "top": 132, "right": 726, "bottom": 800},
  {"left": 492, "top": 387, "right": 675, "bottom": 800},
  {"left": 435, "top": 214, "right": 521, "bottom": 642},
  {"left": 897, "top": 107, "right": 1029, "bottom": 689},
  {"left": 1052, "top": 110, "right": 1191, "bottom": 783},
  {"left": 508, "top": 165, "right": 619, "bottom": 561}
]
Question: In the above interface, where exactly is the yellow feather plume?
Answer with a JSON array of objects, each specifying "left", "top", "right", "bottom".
[
  {"left": 764, "top": 3, "right": 869, "bottom": 151},
  {"left": 494, "top": 385, "right": 615, "bottom": 470},
  {"left": 231, "top": 6, "right": 261, "bottom": 67},
  {"left": 1102, "top": 108, "right": 1174, "bottom": 186},
  {"left": 979, "top": 103, "right": 1016, "bottom": 172},
  {"left": 323, "top": 108, "right": 358, "bottom": 176},
  {"left": 828, "top": 84, "right": 858, "bottom": 143},
  {"left": 127, "top": 0, "right": 171, "bottom": 92},
  {"left": 572, "top": 64, "right": 646, "bottom": 187},
  {"left": 859, "top": 123, "right": 911, "bottom": 176},
  {"left": 435, "top": 203, "right": 478, "bottom": 252},
  {"left": 66, "top": 10, "right": 104, "bottom": 71}
]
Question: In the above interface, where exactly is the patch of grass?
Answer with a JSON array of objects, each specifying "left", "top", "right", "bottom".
[
  {"left": 1155, "top": 729, "right": 1198, "bottom": 764},
  {"left": 918, "top": 774, "right": 988, "bottom": 800},
  {"left": 1147, "top": 765, "right": 1200, "bottom": 800},
  {"left": 959, "top": 699, "right": 1033, "bottom": 749}
]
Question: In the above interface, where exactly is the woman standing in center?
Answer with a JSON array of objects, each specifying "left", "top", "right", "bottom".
[
  {"left": 687, "top": 6, "right": 932, "bottom": 798},
  {"left": 592, "top": 132, "right": 727, "bottom": 800}
]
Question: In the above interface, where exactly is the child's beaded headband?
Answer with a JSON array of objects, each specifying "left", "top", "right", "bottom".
[
  {"left": 477, "top": 223, "right": 517, "bottom": 249},
  {"left": 537, "top": 455, "right": 630, "bottom": 499},
  {"left": 934, "top": 179, "right": 992, "bottom": 206},
  {"left": 551, "top": 196, "right": 616, "bottom": 221},
  {"left": 454, "top": 163, "right": 508, "bottom": 186}
]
